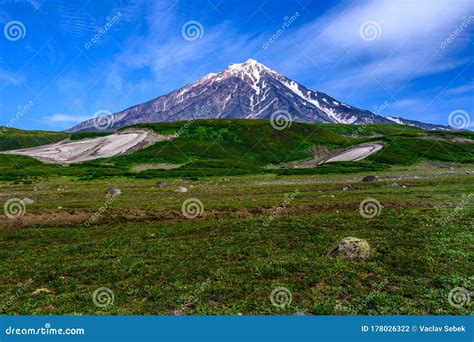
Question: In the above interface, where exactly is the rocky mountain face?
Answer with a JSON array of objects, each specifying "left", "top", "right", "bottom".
[{"left": 67, "top": 59, "right": 450, "bottom": 132}]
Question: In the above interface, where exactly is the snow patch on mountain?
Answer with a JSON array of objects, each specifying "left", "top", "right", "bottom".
[{"left": 67, "top": 59, "right": 453, "bottom": 132}]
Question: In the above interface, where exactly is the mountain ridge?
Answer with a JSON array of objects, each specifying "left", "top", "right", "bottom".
[{"left": 67, "top": 59, "right": 451, "bottom": 132}]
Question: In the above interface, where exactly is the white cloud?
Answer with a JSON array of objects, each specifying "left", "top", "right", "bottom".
[
  {"left": 54, "top": 0, "right": 472, "bottom": 128},
  {"left": 44, "top": 114, "right": 90, "bottom": 123},
  {"left": 266, "top": 0, "right": 473, "bottom": 93}
]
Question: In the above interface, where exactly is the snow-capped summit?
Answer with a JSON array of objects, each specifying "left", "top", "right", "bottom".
[{"left": 67, "top": 60, "right": 450, "bottom": 132}]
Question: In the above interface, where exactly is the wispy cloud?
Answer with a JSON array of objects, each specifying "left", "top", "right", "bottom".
[
  {"left": 44, "top": 114, "right": 90, "bottom": 123},
  {"left": 266, "top": 0, "right": 472, "bottom": 93}
]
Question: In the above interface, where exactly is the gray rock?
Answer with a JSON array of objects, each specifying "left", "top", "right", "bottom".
[
  {"left": 21, "top": 198, "right": 34, "bottom": 205},
  {"left": 175, "top": 186, "right": 188, "bottom": 193},
  {"left": 362, "top": 176, "right": 377, "bottom": 182},
  {"left": 326, "top": 237, "right": 370, "bottom": 261},
  {"left": 106, "top": 188, "right": 122, "bottom": 196},
  {"left": 155, "top": 181, "right": 167, "bottom": 188}
]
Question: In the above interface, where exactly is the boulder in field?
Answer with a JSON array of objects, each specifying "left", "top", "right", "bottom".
[
  {"left": 155, "top": 181, "right": 167, "bottom": 188},
  {"left": 175, "top": 186, "right": 188, "bottom": 193},
  {"left": 21, "top": 198, "right": 35, "bottom": 205},
  {"left": 326, "top": 237, "right": 370, "bottom": 261},
  {"left": 106, "top": 188, "right": 122, "bottom": 196},
  {"left": 362, "top": 175, "right": 377, "bottom": 182}
]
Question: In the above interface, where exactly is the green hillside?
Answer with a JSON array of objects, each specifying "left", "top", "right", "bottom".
[{"left": 0, "top": 119, "right": 473, "bottom": 181}]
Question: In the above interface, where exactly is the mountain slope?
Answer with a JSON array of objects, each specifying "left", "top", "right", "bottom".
[{"left": 68, "top": 59, "right": 449, "bottom": 132}]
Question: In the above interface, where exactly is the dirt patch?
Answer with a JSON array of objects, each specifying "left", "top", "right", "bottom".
[
  {"left": 1, "top": 202, "right": 434, "bottom": 231},
  {"left": 266, "top": 142, "right": 384, "bottom": 169},
  {"left": 319, "top": 142, "right": 384, "bottom": 164},
  {"left": 131, "top": 163, "right": 183, "bottom": 172},
  {"left": 0, "top": 129, "right": 175, "bottom": 164}
]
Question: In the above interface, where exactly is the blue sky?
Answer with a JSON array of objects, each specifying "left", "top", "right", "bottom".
[{"left": 0, "top": 0, "right": 473, "bottom": 131}]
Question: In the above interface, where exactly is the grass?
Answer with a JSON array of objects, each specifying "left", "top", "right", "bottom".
[
  {"left": 0, "top": 120, "right": 472, "bottom": 315},
  {"left": 0, "top": 164, "right": 472, "bottom": 315},
  {"left": 0, "top": 120, "right": 473, "bottom": 181}
]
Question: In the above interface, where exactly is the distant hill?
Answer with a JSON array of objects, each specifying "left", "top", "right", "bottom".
[{"left": 1, "top": 120, "right": 473, "bottom": 181}]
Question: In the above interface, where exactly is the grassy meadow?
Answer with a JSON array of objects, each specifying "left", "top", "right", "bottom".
[{"left": 0, "top": 120, "right": 472, "bottom": 315}]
